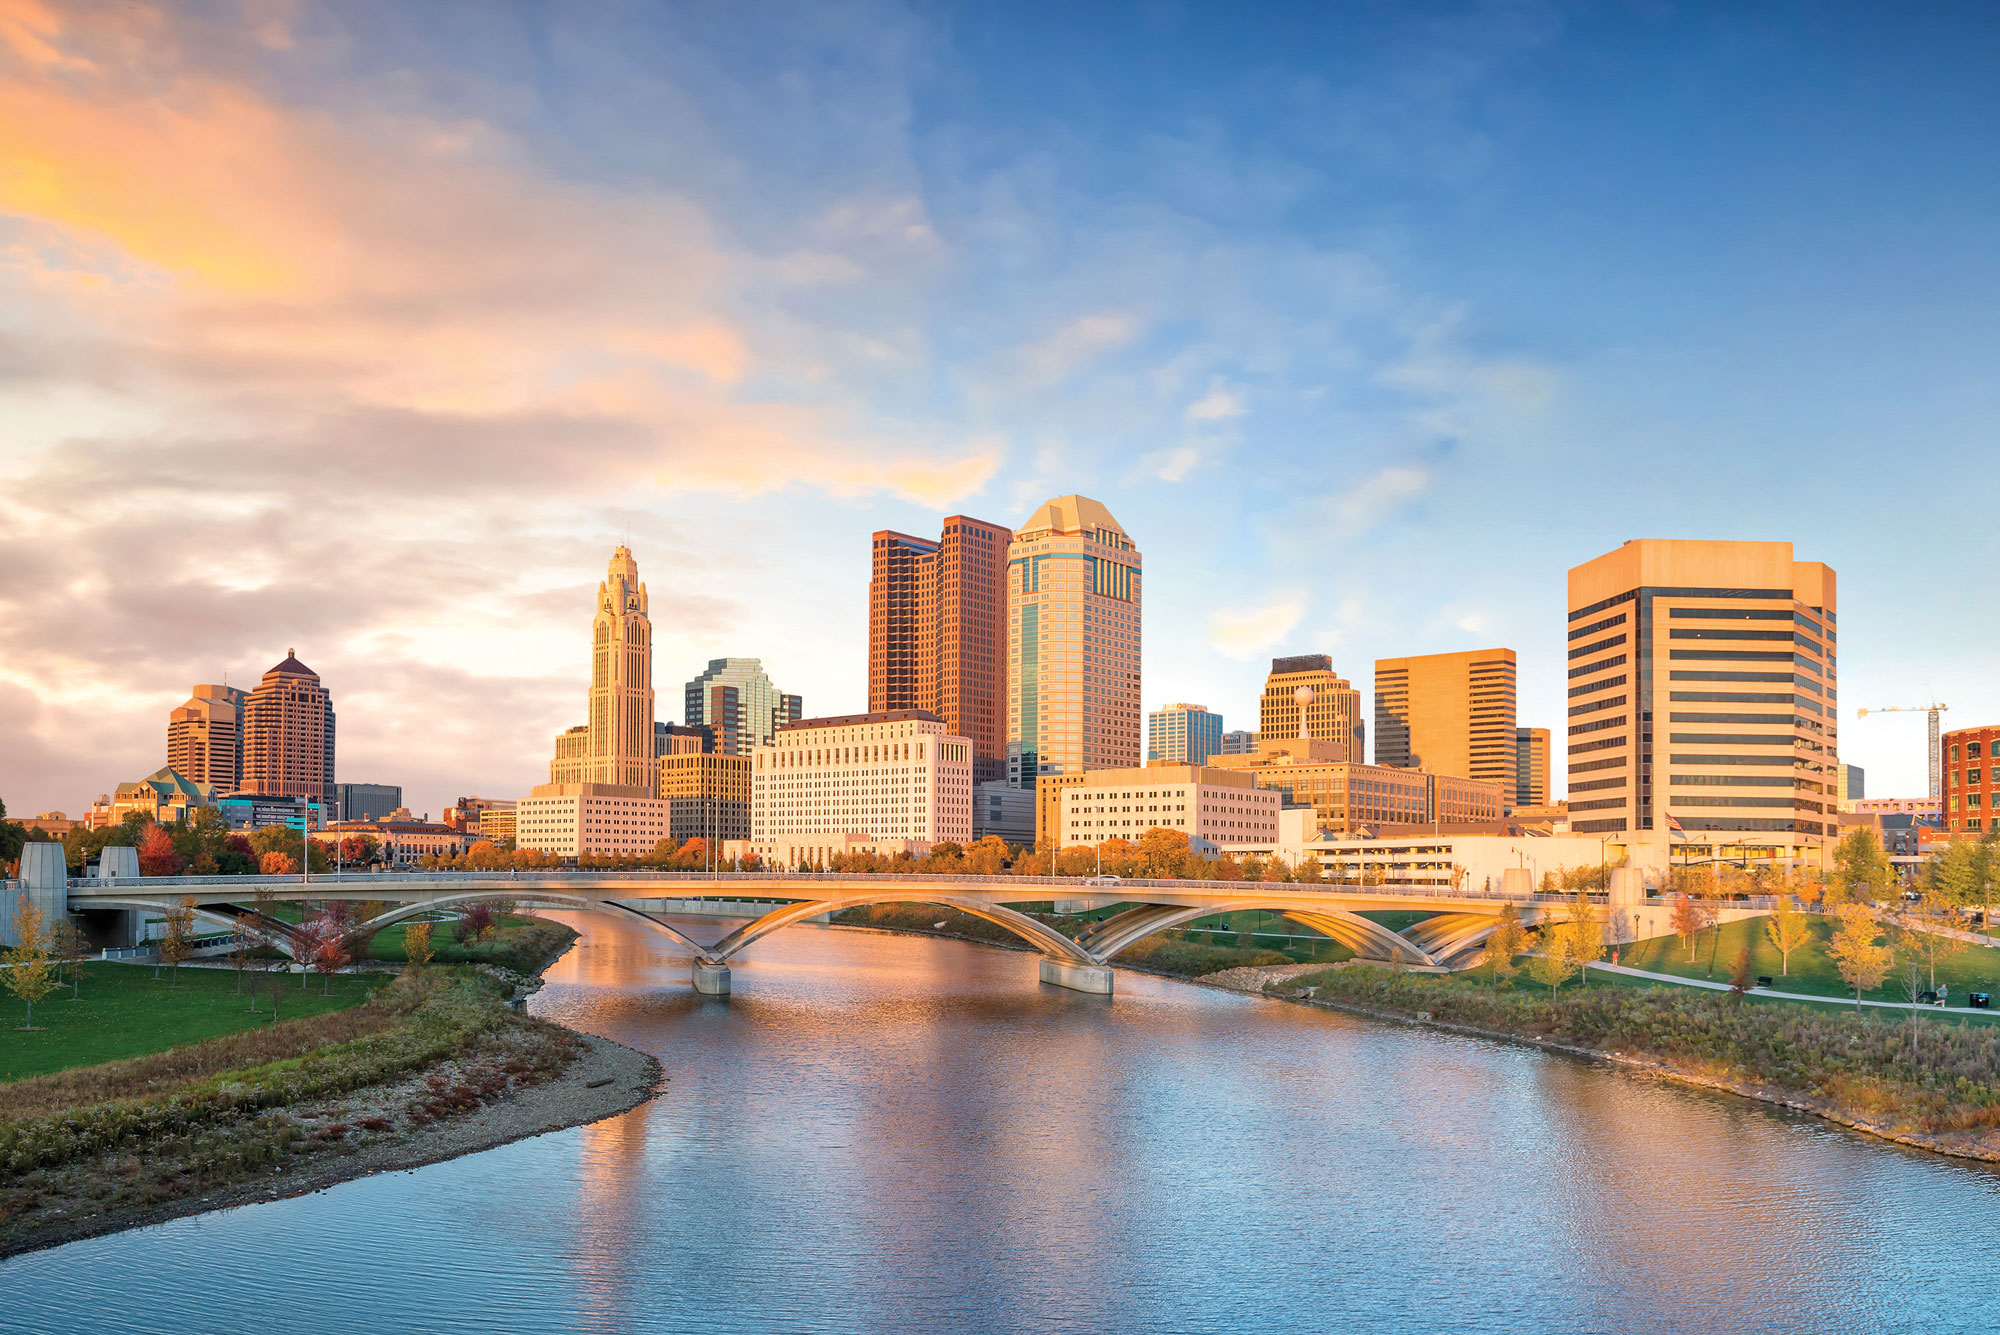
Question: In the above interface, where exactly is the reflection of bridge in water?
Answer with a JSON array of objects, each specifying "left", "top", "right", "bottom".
[{"left": 44, "top": 867, "right": 1690, "bottom": 995}]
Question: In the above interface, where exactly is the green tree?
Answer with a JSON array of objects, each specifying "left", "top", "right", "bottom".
[
  {"left": 1527, "top": 924, "right": 1579, "bottom": 998},
  {"left": 1483, "top": 903, "right": 1527, "bottom": 985},
  {"left": 1832, "top": 828, "right": 1895, "bottom": 907},
  {"left": 1824, "top": 904, "right": 1894, "bottom": 1007},
  {"left": 405, "top": 919, "right": 434, "bottom": 969},
  {"left": 4, "top": 894, "right": 59, "bottom": 1027},
  {"left": 158, "top": 896, "right": 197, "bottom": 984},
  {"left": 0, "top": 795, "right": 26, "bottom": 870},
  {"left": 1562, "top": 893, "right": 1604, "bottom": 985},
  {"left": 1763, "top": 896, "right": 1811, "bottom": 975}
]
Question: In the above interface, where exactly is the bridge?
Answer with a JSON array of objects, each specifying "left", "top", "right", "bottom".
[{"left": 35, "top": 857, "right": 1698, "bottom": 995}]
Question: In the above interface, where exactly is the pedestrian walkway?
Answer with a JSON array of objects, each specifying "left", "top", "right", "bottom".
[{"left": 1589, "top": 960, "right": 1993, "bottom": 1017}]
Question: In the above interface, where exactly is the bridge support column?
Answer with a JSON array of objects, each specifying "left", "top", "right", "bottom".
[
  {"left": 692, "top": 960, "right": 731, "bottom": 996},
  {"left": 1039, "top": 958, "right": 1112, "bottom": 995}
]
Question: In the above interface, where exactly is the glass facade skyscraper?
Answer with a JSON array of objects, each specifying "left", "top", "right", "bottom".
[
  {"left": 685, "top": 657, "right": 803, "bottom": 756},
  {"left": 1147, "top": 703, "right": 1223, "bottom": 764}
]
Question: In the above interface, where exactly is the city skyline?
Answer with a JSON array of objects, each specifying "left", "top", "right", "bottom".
[{"left": 4, "top": 3, "right": 1998, "bottom": 820}]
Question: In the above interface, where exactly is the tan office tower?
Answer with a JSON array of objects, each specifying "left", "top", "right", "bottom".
[
  {"left": 1006, "top": 495, "right": 1142, "bottom": 787},
  {"left": 869, "top": 516, "right": 1011, "bottom": 784},
  {"left": 1566, "top": 539, "right": 1837, "bottom": 864},
  {"left": 240, "top": 651, "right": 336, "bottom": 805},
  {"left": 549, "top": 546, "right": 660, "bottom": 792},
  {"left": 1515, "top": 727, "right": 1551, "bottom": 807},
  {"left": 168, "top": 683, "right": 248, "bottom": 792},
  {"left": 1257, "top": 656, "right": 1364, "bottom": 760},
  {"left": 1374, "top": 649, "right": 1519, "bottom": 798}
]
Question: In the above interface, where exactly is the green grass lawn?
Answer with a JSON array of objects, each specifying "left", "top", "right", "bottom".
[
  {"left": 1610, "top": 914, "right": 2000, "bottom": 1005},
  {"left": 0, "top": 962, "right": 388, "bottom": 1083}
]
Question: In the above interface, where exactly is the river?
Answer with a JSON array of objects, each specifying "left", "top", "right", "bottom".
[{"left": 4, "top": 914, "right": 1996, "bottom": 1333}]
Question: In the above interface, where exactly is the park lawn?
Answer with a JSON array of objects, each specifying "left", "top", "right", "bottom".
[
  {"left": 1613, "top": 914, "right": 2000, "bottom": 1005},
  {"left": 0, "top": 962, "right": 388, "bottom": 1083}
]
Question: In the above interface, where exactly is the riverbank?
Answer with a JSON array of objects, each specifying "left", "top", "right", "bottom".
[
  {"left": 0, "top": 937, "right": 662, "bottom": 1258},
  {"left": 1255, "top": 965, "right": 2000, "bottom": 1163}
]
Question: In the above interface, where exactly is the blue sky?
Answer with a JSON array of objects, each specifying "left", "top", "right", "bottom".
[{"left": 1, "top": 0, "right": 1995, "bottom": 818}]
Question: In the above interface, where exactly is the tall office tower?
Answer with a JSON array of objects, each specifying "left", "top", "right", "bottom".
[
  {"left": 549, "top": 546, "right": 659, "bottom": 792},
  {"left": 868, "top": 516, "right": 1011, "bottom": 784},
  {"left": 685, "top": 658, "right": 802, "bottom": 756},
  {"left": 1374, "top": 649, "right": 1520, "bottom": 799},
  {"left": 1147, "top": 703, "right": 1224, "bottom": 764},
  {"left": 1257, "top": 656, "right": 1364, "bottom": 759},
  {"left": 1006, "top": 495, "right": 1143, "bottom": 786},
  {"left": 240, "top": 650, "right": 336, "bottom": 805},
  {"left": 1566, "top": 539, "right": 1837, "bottom": 862},
  {"left": 1515, "top": 727, "right": 1551, "bottom": 807},
  {"left": 168, "top": 683, "right": 248, "bottom": 792},
  {"left": 1837, "top": 763, "right": 1865, "bottom": 807}
]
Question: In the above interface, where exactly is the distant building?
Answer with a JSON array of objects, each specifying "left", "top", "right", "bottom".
[
  {"left": 1006, "top": 495, "right": 1143, "bottom": 786},
  {"left": 1374, "top": 648, "right": 1519, "bottom": 800},
  {"left": 21, "top": 812, "right": 80, "bottom": 837},
  {"left": 686, "top": 658, "right": 802, "bottom": 756},
  {"left": 656, "top": 722, "right": 712, "bottom": 756},
  {"left": 1515, "top": 727, "right": 1550, "bottom": 808},
  {"left": 1851, "top": 797, "right": 1940, "bottom": 821},
  {"left": 444, "top": 795, "right": 515, "bottom": 836},
  {"left": 1219, "top": 730, "right": 1260, "bottom": 755},
  {"left": 214, "top": 793, "right": 324, "bottom": 831},
  {"left": 750, "top": 710, "right": 973, "bottom": 862},
  {"left": 335, "top": 782, "right": 403, "bottom": 822},
  {"left": 1147, "top": 703, "right": 1224, "bottom": 765},
  {"left": 1206, "top": 736, "right": 1507, "bottom": 836},
  {"left": 516, "top": 786, "right": 671, "bottom": 859},
  {"left": 1034, "top": 771, "right": 1089, "bottom": 850},
  {"left": 168, "top": 684, "right": 248, "bottom": 792},
  {"left": 97, "top": 768, "right": 215, "bottom": 827},
  {"left": 1942, "top": 725, "right": 2000, "bottom": 834},
  {"left": 476, "top": 806, "right": 517, "bottom": 845},
  {"left": 240, "top": 651, "right": 336, "bottom": 807},
  {"left": 974, "top": 780, "right": 1034, "bottom": 846},
  {"left": 1837, "top": 763, "right": 1865, "bottom": 806},
  {"left": 1566, "top": 539, "right": 1837, "bottom": 865},
  {"left": 871, "top": 516, "right": 1012, "bottom": 785},
  {"left": 660, "top": 751, "right": 751, "bottom": 845},
  {"left": 318, "top": 811, "right": 470, "bottom": 867},
  {"left": 1057, "top": 764, "right": 1281, "bottom": 849},
  {"left": 1258, "top": 656, "right": 1364, "bottom": 760},
  {"left": 549, "top": 547, "right": 659, "bottom": 792}
]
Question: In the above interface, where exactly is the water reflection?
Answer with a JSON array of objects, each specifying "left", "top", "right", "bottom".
[{"left": 6, "top": 912, "right": 2000, "bottom": 1334}]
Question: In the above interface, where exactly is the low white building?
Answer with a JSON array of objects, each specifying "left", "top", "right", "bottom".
[
  {"left": 516, "top": 782, "right": 671, "bottom": 858},
  {"left": 749, "top": 709, "right": 974, "bottom": 865},
  {"left": 1058, "top": 764, "right": 1282, "bottom": 848},
  {"left": 1233, "top": 829, "right": 1666, "bottom": 892}
]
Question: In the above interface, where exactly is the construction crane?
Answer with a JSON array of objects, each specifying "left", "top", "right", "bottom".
[{"left": 1855, "top": 702, "right": 1949, "bottom": 800}]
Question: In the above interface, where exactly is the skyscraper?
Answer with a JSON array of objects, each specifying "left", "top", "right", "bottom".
[
  {"left": 869, "top": 516, "right": 1011, "bottom": 784},
  {"left": 168, "top": 683, "right": 247, "bottom": 792},
  {"left": 550, "top": 546, "right": 659, "bottom": 791},
  {"left": 1147, "top": 703, "right": 1224, "bottom": 764},
  {"left": 240, "top": 651, "right": 336, "bottom": 805},
  {"left": 1257, "top": 656, "right": 1363, "bottom": 759},
  {"left": 684, "top": 658, "right": 802, "bottom": 756},
  {"left": 1006, "top": 495, "right": 1142, "bottom": 786},
  {"left": 1515, "top": 727, "right": 1551, "bottom": 807},
  {"left": 1374, "top": 649, "right": 1520, "bottom": 797},
  {"left": 1566, "top": 539, "right": 1837, "bottom": 863}
]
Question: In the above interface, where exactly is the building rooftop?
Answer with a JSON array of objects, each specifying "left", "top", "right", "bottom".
[
  {"left": 1015, "top": 494, "right": 1127, "bottom": 539},
  {"left": 777, "top": 709, "right": 943, "bottom": 733},
  {"left": 264, "top": 648, "right": 319, "bottom": 678}
]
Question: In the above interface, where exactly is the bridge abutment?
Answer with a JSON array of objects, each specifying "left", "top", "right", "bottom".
[
  {"left": 692, "top": 960, "right": 732, "bottom": 996},
  {"left": 1039, "top": 958, "right": 1113, "bottom": 994}
]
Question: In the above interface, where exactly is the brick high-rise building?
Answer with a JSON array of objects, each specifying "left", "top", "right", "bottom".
[
  {"left": 1006, "top": 495, "right": 1143, "bottom": 787},
  {"left": 869, "top": 516, "right": 1011, "bottom": 784},
  {"left": 549, "top": 546, "right": 659, "bottom": 792},
  {"left": 1374, "top": 649, "right": 1520, "bottom": 799},
  {"left": 168, "top": 683, "right": 247, "bottom": 792},
  {"left": 1257, "top": 656, "right": 1364, "bottom": 759},
  {"left": 240, "top": 651, "right": 336, "bottom": 805},
  {"left": 1566, "top": 539, "right": 1837, "bottom": 864}
]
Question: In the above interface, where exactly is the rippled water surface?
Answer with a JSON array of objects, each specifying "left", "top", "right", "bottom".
[{"left": 6, "top": 915, "right": 1998, "bottom": 1334}]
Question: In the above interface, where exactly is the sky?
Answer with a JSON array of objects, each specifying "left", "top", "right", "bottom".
[{"left": 3, "top": 0, "right": 1998, "bottom": 821}]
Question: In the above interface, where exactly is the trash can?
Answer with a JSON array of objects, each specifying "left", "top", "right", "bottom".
[
  {"left": 1757, "top": 976, "right": 1773, "bottom": 988},
  {"left": 1971, "top": 993, "right": 1991, "bottom": 1010}
]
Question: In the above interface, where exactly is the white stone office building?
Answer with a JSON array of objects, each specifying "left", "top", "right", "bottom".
[
  {"left": 1057, "top": 764, "right": 1282, "bottom": 848},
  {"left": 516, "top": 785, "right": 672, "bottom": 858},
  {"left": 749, "top": 709, "right": 975, "bottom": 866}
]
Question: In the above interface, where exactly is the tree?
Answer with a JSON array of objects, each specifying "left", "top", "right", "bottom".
[
  {"left": 1135, "top": 827, "right": 1191, "bottom": 879},
  {"left": 1763, "top": 897, "right": 1811, "bottom": 976},
  {"left": 1897, "top": 886, "right": 1969, "bottom": 992},
  {"left": 3, "top": 895, "right": 58, "bottom": 1028},
  {"left": 50, "top": 918, "right": 90, "bottom": 998},
  {"left": 454, "top": 901, "right": 496, "bottom": 945},
  {"left": 1832, "top": 827, "right": 1895, "bottom": 908},
  {"left": 1483, "top": 903, "right": 1527, "bottom": 985},
  {"left": 1824, "top": 904, "right": 1893, "bottom": 1007},
  {"left": 404, "top": 919, "right": 434, "bottom": 969},
  {"left": 1669, "top": 893, "right": 1709, "bottom": 961},
  {"left": 310, "top": 927, "right": 349, "bottom": 995},
  {"left": 1527, "top": 925, "right": 1579, "bottom": 998},
  {"left": 136, "top": 823, "right": 186, "bottom": 877},
  {"left": 158, "top": 896, "right": 197, "bottom": 984},
  {"left": 1728, "top": 945, "right": 1754, "bottom": 997},
  {"left": 260, "top": 850, "right": 297, "bottom": 875},
  {"left": 963, "top": 836, "right": 1009, "bottom": 876}
]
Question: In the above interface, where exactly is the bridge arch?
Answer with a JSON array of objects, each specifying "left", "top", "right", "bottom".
[
  {"left": 1076, "top": 901, "right": 1440, "bottom": 967},
  {"left": 705, "top": 893, "right": 1098, "bottom": 966},
  {"left": 340, "top": 893, "right": 714, "bottom": 958},
  {"left": 67, "top": 897, "right": 305, "bottom": 958}
]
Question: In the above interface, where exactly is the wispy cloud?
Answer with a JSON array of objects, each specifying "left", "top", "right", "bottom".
[{"left": 1208, "top": 595, "right": 1307, "bottom": 661}]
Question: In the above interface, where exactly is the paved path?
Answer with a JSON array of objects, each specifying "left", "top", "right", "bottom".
[{"left": 1589, "top": 960, "right": 1995, "bottom": 1016}]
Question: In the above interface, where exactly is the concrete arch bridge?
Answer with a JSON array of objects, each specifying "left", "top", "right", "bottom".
[{"left": 54, "top": 869, "right": 1736, "bottom": 995}]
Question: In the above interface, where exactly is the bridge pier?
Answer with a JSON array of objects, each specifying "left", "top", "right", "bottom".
[
  {"left": 1039, "top": 958, "right": 1113, "bottom": 995},
  {"left": 692, "top": 960, "right": 732, "bottom": 996}
]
